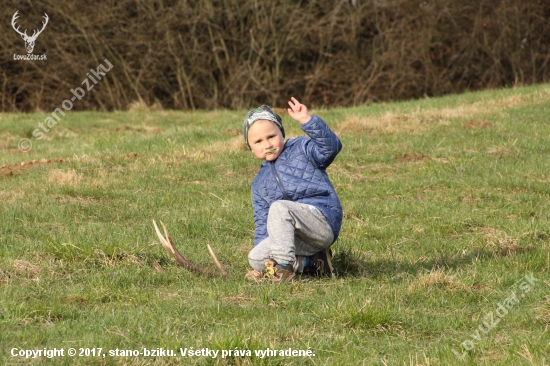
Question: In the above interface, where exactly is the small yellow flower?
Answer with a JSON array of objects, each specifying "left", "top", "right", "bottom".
[{"left": 265, "top": 261, "right": 275, "bottom": 276}]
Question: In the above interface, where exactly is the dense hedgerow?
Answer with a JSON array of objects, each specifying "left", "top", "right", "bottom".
[{"left": 2, "top": 0, "right": 549, "bottom": 111}]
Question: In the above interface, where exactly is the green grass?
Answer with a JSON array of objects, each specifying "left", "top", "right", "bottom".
[{"left": 1, "top": 84, "right": 549, "bottom": 365}]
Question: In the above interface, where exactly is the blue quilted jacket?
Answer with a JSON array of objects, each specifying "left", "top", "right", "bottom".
[{"left": 251, "top": 115, "right": 343, "bottom": 246}]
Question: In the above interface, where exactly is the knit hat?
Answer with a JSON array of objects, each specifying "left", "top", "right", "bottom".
[{"left": 242, "top": 105, "right": 285, "bottom": 150}]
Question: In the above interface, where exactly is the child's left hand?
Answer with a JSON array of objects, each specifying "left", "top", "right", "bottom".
[{"left": 287, "top": 97, "right": 311, "bottom": 124}]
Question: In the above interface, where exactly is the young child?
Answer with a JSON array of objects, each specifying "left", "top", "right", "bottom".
[{"left": 243, "top": 97, "right": 343, "bottom": 281}]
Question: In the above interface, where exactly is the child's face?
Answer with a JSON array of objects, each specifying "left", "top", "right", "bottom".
[{"left": 247, "top": 120, "right": 285, "bottom": 161}]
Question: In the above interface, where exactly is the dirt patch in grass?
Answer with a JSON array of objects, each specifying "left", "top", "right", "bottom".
[
  {"left": 395, "top": 153, "right": 429, "bottom": 162},
  {"left": 1, "top": 152, "right": 139, "bottom": 179},
  {"left": 112, "top": 125, "right": 163, "bottom": 135},
  {"left": 463, "top": 119, "right": 492, "bottom": 129},
  {"left": 12, "top": 259, "right": 41, "bottom": 278},
  {"left": 1, "top": 158, "right": 69, "bottom": 178},
  {"left": 66, "top": 296, "right": 88, "bottom": 307},
  {"left": 495, "top": 244, "right": 535, "bottom": 257}
]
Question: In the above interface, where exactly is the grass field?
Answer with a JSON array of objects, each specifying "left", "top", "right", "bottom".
[{"left": 1, "top": 84, "right": 549, "bottom": 365}]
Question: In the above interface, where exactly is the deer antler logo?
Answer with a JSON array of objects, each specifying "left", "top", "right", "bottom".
[{"left": 12, "top": 11, "right": 49, "bottom": 54}]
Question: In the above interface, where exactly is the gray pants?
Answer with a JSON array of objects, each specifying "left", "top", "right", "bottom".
[{"left": 248, "top": 200, "right": 334, "bottom": 273}]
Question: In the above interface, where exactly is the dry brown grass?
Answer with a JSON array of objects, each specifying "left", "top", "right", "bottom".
[
  {"left": 336, "top": 112, "right": 433, "bottom": 136},
  {"left": 337, "top": 87, "right": 550, "bottom": 136},
  {"left": 0, "top": 190, "right": 25, "bottom": 204},
  {"left": 195, "top": 134, "right": 267, "bottom": 161},
  {"left": 145, "top": 138, "right": 247, "bottom": 164},
  {"left": 0, "top": 132, "right": 19, "bottom": 150},
  {"left": 223, "top": 295, "right": 255, "bottom": 305},
  {"left": 127, "top": 99, "right": 163, "bottom": 112},
  {"left": 475, "top": 227, "right": 535, "bottom": 257},
  {"left": 48, "top": 169, "right": 83, "bottom": 186},
  {"left": 408, "top": 268, "right": 467, "bottom": 292},
  {"left": 52, "top": 194, "right": 99, "bottom": 206},
  {"left": 534, "top": 298, "right": 550, "bottom": 324},
  {"left": 479, "top": 228, "right": 516, "bottom": 248},
  {"left": 12, "top": 259, "right": 41, "bottom": 278},
  {"left": 93, "top": 249, "right": 143, "bottom": 268},
  {"left": 487, "top": 147, "right": 510, "bottom": 156},
  {"left": 50, "top": 127, "right": 80, "bottom": 139},
  {"left": 1, "top": 154, "right": 141, "bottom": 192}
]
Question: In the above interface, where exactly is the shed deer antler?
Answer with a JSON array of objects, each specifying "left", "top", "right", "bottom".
[{"left": 153, "top": 219, "right": 228, "bottom": 277}]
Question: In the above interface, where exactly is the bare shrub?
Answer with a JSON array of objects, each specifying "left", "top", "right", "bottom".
[{"left": 1, "top": 0, "right": 549, "bottom": 111}]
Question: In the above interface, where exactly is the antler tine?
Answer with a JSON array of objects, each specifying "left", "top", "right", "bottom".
[
  {"left": 11, "top": 10, "right": 19, "bottom": 26},
  {"left": 31, "top": 13, "right": 49, "bottom": 39},
  {"left": 152, "top": 219, "right": 174, "bottom": 253},
  {"left": 207, "top": 244, "right": 228, "bottom": 276},
  {"left": 11, "top": 11, "right": 27, "bottom": 37},
  {"left": 40, "top": 13, "right": 49, "bottom": 30},
  {"left": 152, "top": 219, "right": 228, "bottom": 277},
  {"left": 153, "top": 219, "right": 204, "bottom": 272}
]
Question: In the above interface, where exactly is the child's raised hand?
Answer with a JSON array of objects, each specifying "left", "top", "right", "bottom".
[{"left": 287, "top": 97, "right": 311, "bottom": 124}]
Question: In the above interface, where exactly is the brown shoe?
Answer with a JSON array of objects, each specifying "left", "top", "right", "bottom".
[{"left": 265, "top": 258, "right": 295, "bottom": 282}]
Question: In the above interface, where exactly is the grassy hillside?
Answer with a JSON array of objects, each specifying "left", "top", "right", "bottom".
[{"left": 1, "top": 84, "right": 549, "bottom": 365}]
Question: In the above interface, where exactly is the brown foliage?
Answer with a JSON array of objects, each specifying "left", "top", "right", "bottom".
[{"left": 1, "top": 0, "right": 549, "bottom": 112}]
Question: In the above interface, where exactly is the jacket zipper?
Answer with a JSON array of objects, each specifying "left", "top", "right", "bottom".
[{"left": 270, "top": 161, "right": 290, "bottom": 200}]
